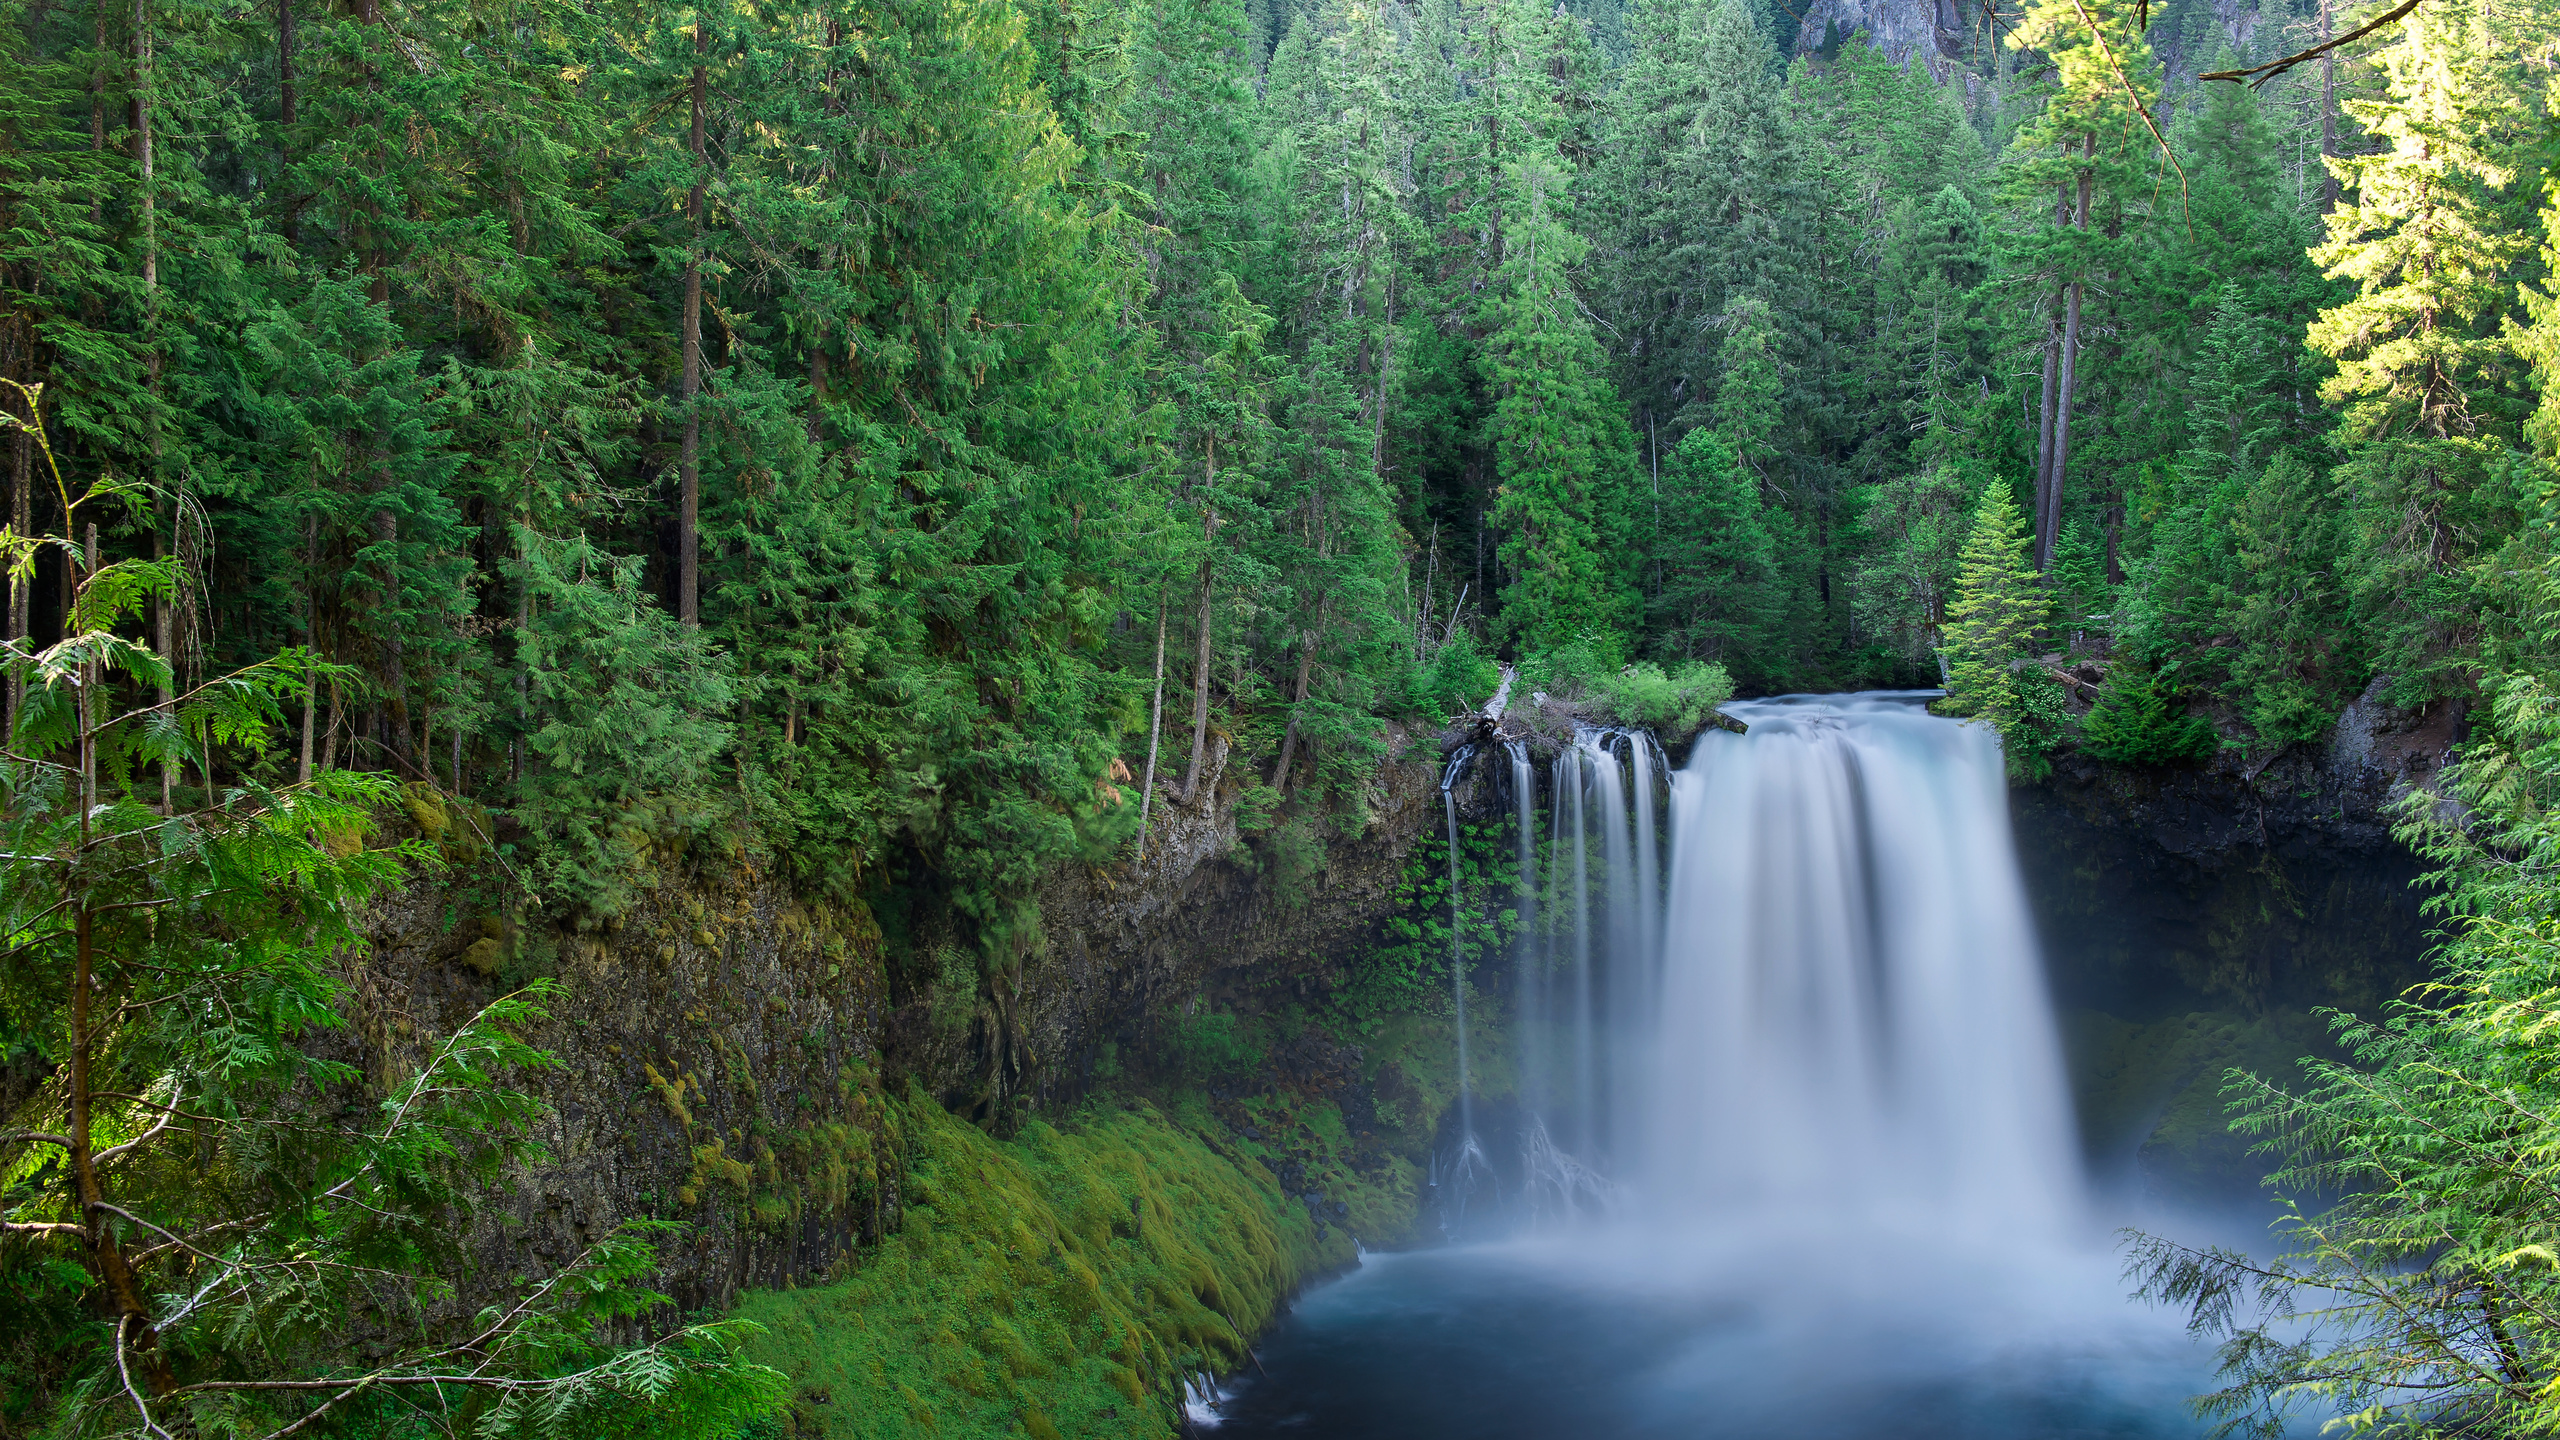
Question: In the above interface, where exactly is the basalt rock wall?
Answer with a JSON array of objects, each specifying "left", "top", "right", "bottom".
[
  {"left": 347, "top": 732, "right": 1445, "bottom": 1315},
  {"left": 2015, "top": 680, "right": 2456, "bottom": 1199}
]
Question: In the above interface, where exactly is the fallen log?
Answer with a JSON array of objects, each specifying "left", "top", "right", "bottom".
[{"left": 1440, "top": 664, "right": 1520, "bottom": 756}]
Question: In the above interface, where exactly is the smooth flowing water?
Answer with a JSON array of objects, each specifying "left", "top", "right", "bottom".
[{"left": 1207, "top": 693, "right": 2259, "bottom": 1437}]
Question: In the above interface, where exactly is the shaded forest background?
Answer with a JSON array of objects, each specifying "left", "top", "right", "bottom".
[{"left": 2, "top": 0, "right": 2553, "bottom": 946}]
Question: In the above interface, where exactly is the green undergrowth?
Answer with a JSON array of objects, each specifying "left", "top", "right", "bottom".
[{"left": 732, "top": 1089, "right": 1349, "bottom": 1439}]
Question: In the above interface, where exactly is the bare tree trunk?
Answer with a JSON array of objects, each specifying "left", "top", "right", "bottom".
[
  {"left": 1136, "top": 591, "right": 1167, "bottom": 861},
  {"left": 1175, "top": 538, "right": 1217, "bottom": 805},
  {"left": 81, "top": 525, "right": 96, "bottom": 803},
  {"left": 2034, "top": 291, "right": 2060, "bottom": 546},
  {"left": 679, "top": 22, "right": 706, "bottom": 626},
  {"left": 278, "top": 0, "right": 298, "bottom": 244},
  {"left": 1268, "top": 633, "right": 1316, "bottom": 794},
  {"left": 90, "top": 0, "right": 106, "bottom": 155},
  {"left": 155, "top": 527, "right": 171, "bottom": 810},
  {"left": 133, "top": 0, "right": 153, "bottom": 296},
  {"left": 298, "top": 512, "right": 316, "bottom": 782},
  {"left": 371, "top": 507, "right": 407, "bottom": 767},
  {"left": 134, "top": 0, "right": 169, "bottom": 802},
  {"left": 512, "top": 520, "right": 529, "bottom": 783},
  {"left": 2318, "top": 0, "right": 2339, "bottom": 213},
  {"left": 2032, "top": 179, "right": 2067, "bottom": 561},
  {"left": 807, "top": 333, "right": 828, "bottom": 445},
  {"left": 2045, "top": 148, "right": 2094, "bottom": 573},
  {"left": 6, "top": 323, "right": 28, "bottom": 730},
  {"left": 1649, "top": 410, "right": 1662, "bottom": 598}
]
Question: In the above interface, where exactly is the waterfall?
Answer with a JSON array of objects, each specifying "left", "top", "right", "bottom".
[
  {"left": 1639, "top": 694, "right": 2079, "bottom": 1231},
  {"left": 1456, "top": 692, "right": 2079, "bottom": 1239},
  {"left": 1564, "top": 745, "right": 1595, "bottom": 1154},
  {"left": 1507, "top": 741, "right": 1543, "bottom": 1122}
]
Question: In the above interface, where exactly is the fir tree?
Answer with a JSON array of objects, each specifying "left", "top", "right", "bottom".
[
  {"left": 2081, "top": 661, "right": 2212, "bottom": 764},
  {"left": 1649, "top": 427, "right": 1783, "bottom": 678},
  {"left": 1940, "top": 477, "right": 2043, "bottom": 746}
]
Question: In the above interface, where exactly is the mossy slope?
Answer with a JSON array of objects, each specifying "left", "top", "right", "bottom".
[{"left": 735, "top": 1091, "right": 1350, "bottom": 1439}]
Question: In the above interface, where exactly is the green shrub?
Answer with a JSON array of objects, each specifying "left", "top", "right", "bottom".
[
  {"left": 1519, "top": 636, "right": 1734, "bottom": 733},
  {"left": 1411, "top": 631, "right": 1505, "bottom": 719},
  {"left": 2082, "top": 664, "right": 2214, "bottom": 765},
  {"left": 1591, "top": 659, "right": 1736, "bottom": 732}
]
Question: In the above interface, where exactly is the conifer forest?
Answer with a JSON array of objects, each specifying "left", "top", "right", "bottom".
[{"left": 13, "top": 0, "right": 2560, "bottom": 1427}]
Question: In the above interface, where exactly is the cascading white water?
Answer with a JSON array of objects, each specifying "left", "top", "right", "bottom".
[
  {"left": 1636, "top": 693, "right": 2079, "bottom": 1232},
  {"left": 1237, "top": 695, "right": 2207, "bottom": 1440},
  {"left": 1507, "top": 742, "right": 1544, "bottom": 1123},
  {"left": 1474, "top": 693, "right": 2078, "bottom": 1237}
]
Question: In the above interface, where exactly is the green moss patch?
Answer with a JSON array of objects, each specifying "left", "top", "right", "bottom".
[{"left": 734, "top": 1090, "right": 1348, "bottom": 1439}]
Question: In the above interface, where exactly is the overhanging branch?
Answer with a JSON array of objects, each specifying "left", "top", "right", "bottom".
[{"left": 2200, "top": 0, "right": 2423, "bottom": 87}]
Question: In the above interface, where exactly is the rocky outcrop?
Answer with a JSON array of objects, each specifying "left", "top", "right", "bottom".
[
  {"left": 1018, "top": 729, "right": 1442, "bottom": 1111},
  {"left": 1790, "top": 0, "right": 1969, "bottom": 76},
  {"left": 2015, "top": 681, "right": 2453, "bottom": 1200},
  {"left": 345, "top": 734, "right": 1445, "bottom": 1313}
]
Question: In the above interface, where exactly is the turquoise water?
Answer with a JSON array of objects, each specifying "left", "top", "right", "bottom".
[{"left": 1205, "top": 1223, "right": 2242, "bottom": 1439}]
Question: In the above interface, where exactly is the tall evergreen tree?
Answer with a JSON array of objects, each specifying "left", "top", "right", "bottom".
[
  {"left": 1941, "top": 477, "right": 2044, "bottom": 750},
  {"left": 2004, "top": 0, "right": 2163, "bottom": 570}
]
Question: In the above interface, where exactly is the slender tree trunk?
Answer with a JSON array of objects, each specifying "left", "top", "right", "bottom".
[
  {"left": 370, "top": 506, "right": 407, "bottom": 767},
  {"left": 278, "top": 0, "right": 297, "bottom": 244},
  {"left": 512, "top": 518, "right": 529, "bottom": 783},
  {"left": 679, "top": 23, "right": 706, "bottom": 626},
  {"left": 133, "top": 0, "right": 152, "bottom": 296},
  {"left": 155, "top": 528, "right": 171, "bottom": 809},
  {"left": 81, "top": 525, "right": 95, "bottom": 807},
  {"left": 136, "top": 0, "right": 169, "bottom": 804},
  {"left": 68, "top": 905, "right": 149, "bottom": 1333},
  {"left": 807, "top": 336, "right": 828, "bottom": 445},
  {"left": 6, "top": 323, "right": 28, "bottom": 729},
  {"left": 2317, "top": 0, "right": 2339, "bottom": 213},
  {"left": 322, "top": 682, "right": 340, "bottom": 771},
  {"left": 1649, "top": 409, "right": 1661, "bottom": 598},
  {"left": 1269, "top": 632, "right": 1317, "bottom": 794},
  {"left": 91, "top": 0, "right": 106, "bottom": 154},
  {"left": 298, "top": 512, "right": 316, "bottom": 782},
  {"left": 62, "top": 598, "right": 165, "bottom": 1336},
  {"left": 1136, "top": 591, "right": 1167, "bottom": 860},
  {"left": 2045, "top": 149, "right": 2093, "bottom": 573},
  {"left": 2033, "top": 178, "right": 2067, "bottom": 558},
  {"left": 2034, "top": 290, "right": 2060, "bottom": 540},
  {"left": 358, "top": 0, "right": 386, "bottom": 307},
  {"left": 1175, "top": 506, "right": 1219, "bottom": 805}
]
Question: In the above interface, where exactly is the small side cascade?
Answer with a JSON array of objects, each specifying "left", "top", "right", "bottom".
[
  {"left": 1439, "top": 747, "right": 1475, "bottom": 1145},
  {"left": 1518, "top": 1110, "right": 1616, "bottom": 1224},
  {"left": 1434, "top": 746, "right": 1494, "bottom": 1232}
]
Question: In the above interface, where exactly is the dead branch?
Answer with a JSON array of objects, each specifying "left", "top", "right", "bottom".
[{"left": 2201, "top": 0, "right": 2422, "bottom": 87}]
